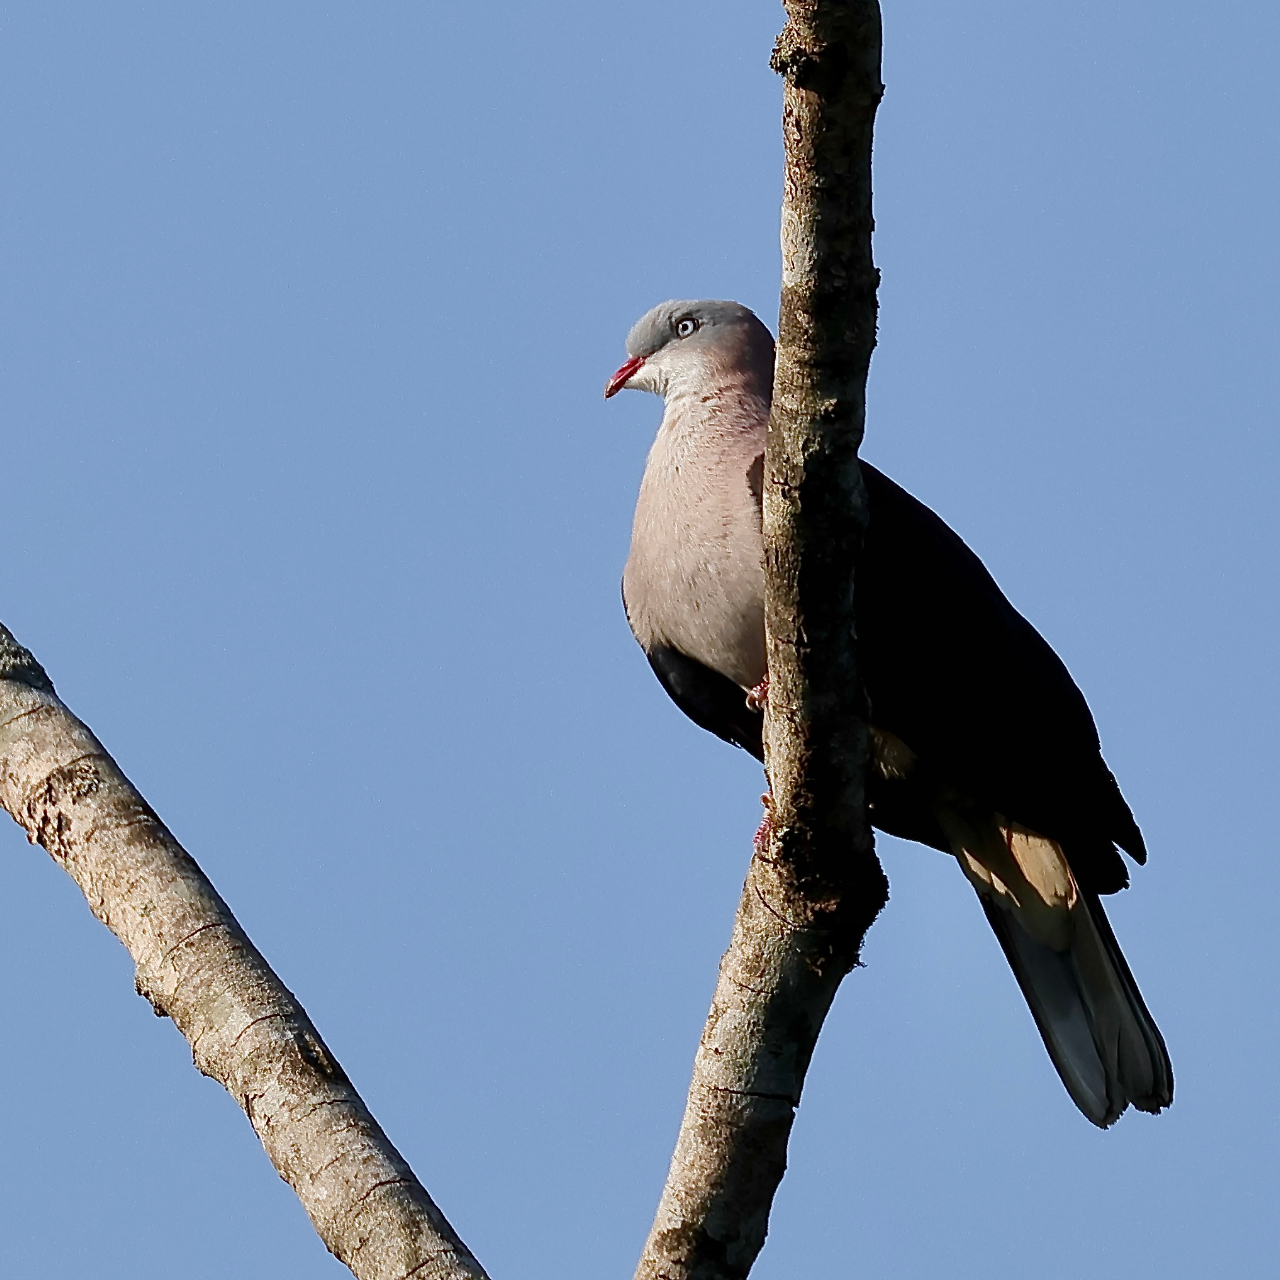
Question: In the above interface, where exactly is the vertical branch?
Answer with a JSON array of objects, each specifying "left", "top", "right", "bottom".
[
  {"left": 768, "top": 2, "right": 882, "bottom": 865},
  {"left": 0, "top": 623, "right": 489, "bottom": 1280},
  {"left": 634, "top": 4, "right": 885, "bottom": 1278}
]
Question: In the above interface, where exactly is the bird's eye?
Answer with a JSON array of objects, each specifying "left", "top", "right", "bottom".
[{"left": 675, "top": 317, "right": 699, "bottom": 338}]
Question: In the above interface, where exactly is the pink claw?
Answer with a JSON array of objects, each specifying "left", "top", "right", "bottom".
[
  {"left": 753, "top": 814, "right": 772, "bottom": 855},
  {"left": 753, "top": 791, "right": 775, "bottom": 854}
]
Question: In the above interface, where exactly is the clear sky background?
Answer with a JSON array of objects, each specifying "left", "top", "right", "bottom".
[{"left": 2, "top": 3, "right": 1277, "bottom": 1276}]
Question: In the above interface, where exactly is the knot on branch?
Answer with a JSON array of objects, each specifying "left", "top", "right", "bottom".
[
  {"left": 771, "top": 27, "right": 835, "bottom": 92},
  {"left": 24, "top": 756, "right": 106, "bottom": 858},
  {"left": 0, "top": 623, "right": 55, "bottom": 693},
  {"left": 135, "top": 971, "right": 172, "bottom": 1019},
  {"left": 771, "top": 18, "right": 885, "bottom": 104},
  {"left": 296, "top": 1027, "right": 351, "bottom": 1085}
]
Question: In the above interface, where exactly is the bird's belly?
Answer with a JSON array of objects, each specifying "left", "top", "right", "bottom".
[
  {"left": 659, "top": 582, "right": 766, "bottom": 691},
  {"left": 624, "top": 437, "right": 768, "bottom": 691},
  {"left": 624, "top": 550, "right": 767, "bottom": 692}
]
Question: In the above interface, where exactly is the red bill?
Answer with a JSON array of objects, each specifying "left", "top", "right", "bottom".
[{"left": 604, "top": 355, "right": 645, "bottom": 399}]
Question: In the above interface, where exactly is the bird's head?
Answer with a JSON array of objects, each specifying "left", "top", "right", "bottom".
[{"left": 604, "top": 300, "right": 774, "bottom": 401}]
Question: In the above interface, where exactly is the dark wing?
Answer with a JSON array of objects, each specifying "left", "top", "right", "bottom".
[
  {"left": 641, "top": 638, "right": 958, "bottom": 854},
  {"left": 858, "top": 462, "right": 1144, "bottom": 893},
  {"left": 645, "top": 645, "right": 764, "bottom": 761}
]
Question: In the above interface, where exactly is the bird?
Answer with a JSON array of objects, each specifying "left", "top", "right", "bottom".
[{"left": 606, "top": 298, "right": 1172, "bottom": 1128}]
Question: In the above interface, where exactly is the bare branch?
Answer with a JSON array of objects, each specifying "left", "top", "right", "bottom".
[
  {"left": 0, "top": 622, "right": 489, "bottom": 1280},
  {"left": 634, "top": 4, "right": 886, "bottom": 1276}
]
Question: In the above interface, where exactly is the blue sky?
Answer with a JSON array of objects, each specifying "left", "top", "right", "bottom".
[{"left": 2, "top": 3, "right": 1277, "bottom": 1276}]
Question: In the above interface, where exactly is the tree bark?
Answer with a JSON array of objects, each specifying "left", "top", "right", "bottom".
[
  {"left": 633, "top": 5, "right": 886, "bottom": 1278},
  {"left": 0, "top": 622, "right": 489, "bottom": 1280}
]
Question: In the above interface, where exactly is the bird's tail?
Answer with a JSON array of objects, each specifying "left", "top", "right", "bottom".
[{"left": 935, "top": 806, "right": 1173, "bottom": 1127}]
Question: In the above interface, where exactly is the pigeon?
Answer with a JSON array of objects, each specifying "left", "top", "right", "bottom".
[{"left": 606, "top": 298, "right": 1172, "bottom": 1128}]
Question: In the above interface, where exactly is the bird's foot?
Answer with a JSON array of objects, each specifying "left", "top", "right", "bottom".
[
  {"left": 746, "top": 677, "right": 769, "bottom": 712},
  {"left": 753, "top": 791, "right": 776, "bottom": 855}
]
